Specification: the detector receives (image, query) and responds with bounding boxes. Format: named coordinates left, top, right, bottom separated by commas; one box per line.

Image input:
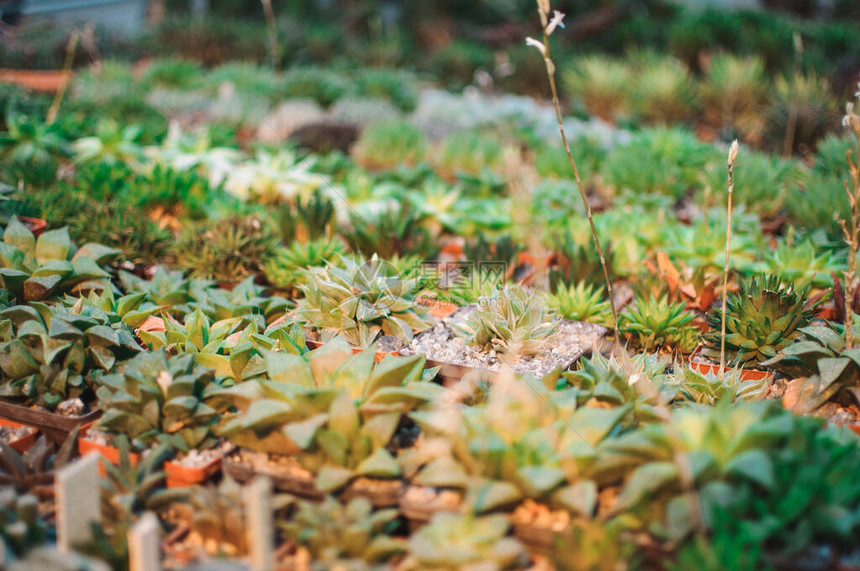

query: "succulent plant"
left=549, top=229, right=615, bottom=291
left=665, top=364, right=770, bottom=406
left=699, top=54, right=768, bottom=138
left=71, top=120, right=145, bottom=168
left=353, top=119, right=427, bottom=170
left=405, top=369, right=623, bottom=514
left=0, top=489, right=46, bottom=559
left=763, top=74, right=838, bottom=154
left=403, top=512, right=529, bottom=570
left=662, top=213, right=762, bottom=275
left=272, top=190, right=335, bottom=244
left=353, top=68, right=417, bottom=113
left=280, top=496, right=405, bottom=567
left=434, top=130, right=504, bottom=177
left=341, top=199, right=440, bottom=261
left=703, top=274, right=816, bottom=367
left=118, top=266, right=204, bottom=318
left=296, top=255, right=434, bottom=347
left=216, top=338, right=440, bottom=492
left=562, top=352, right=671, bottom=426
left=0, top=431, right=76, bottom=501
left=0, top=220, right=119, bottom=303
left=138, top=307, right=305, bottom=382
left=172, top=215, right=277, bottom=284
left=263, top=237, right=345, bottom=291
left=282, top=67, right=349, bottom=108
left=620, top=295, right=699, bottom=354
left=187, top=277, right=290, bottom=324
left=0, top=299, right=141, bottom=410
left=126, top=164, right=214, bottom=224
left=563, top=55, right=632, bottom=122
left=170, top=477, right=289, bottom=559
left=762, top=323, right=860, bottom=413
left=453, top=284, right=561, bottom=356
left=544, top=282, right=612, bottom=327
left=223, top=149, right=325, bottom=204
left=602, top=127, right=714, bottom=200
left=0, top=113, right=67, bottom=185
left=94, top=350, right=223, bottom=452
left=764, top=237, right=844, bottom=290
left=87, top=441, right=188, bottom=570
left=630, top=55, right=697, bottom=125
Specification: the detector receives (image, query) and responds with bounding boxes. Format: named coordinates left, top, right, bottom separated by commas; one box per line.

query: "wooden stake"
left=55, top=453, right=101, bottom=553
left=244, top=476, right=274, bottom=571
left=128, top=512, right=161, bottom=571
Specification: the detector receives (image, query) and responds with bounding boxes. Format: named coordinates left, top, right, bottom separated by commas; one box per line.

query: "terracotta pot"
left=0, top=418, right=39, bottom=453
left=77, top=424, right=139, bottom=477
left=17, top=216, right=47, bottom=238
left=440, top=238, right=464, bottom=259
left=0, top=400, right=100, bottom=445
left=688, top=347, right=774, bottom=382
left=0, top=69, right=69, bottom=93
left=815, top=302, right=837, bottom=322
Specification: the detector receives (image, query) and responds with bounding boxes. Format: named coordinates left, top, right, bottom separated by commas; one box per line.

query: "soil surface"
left=0, top=424, right=36, bottom=443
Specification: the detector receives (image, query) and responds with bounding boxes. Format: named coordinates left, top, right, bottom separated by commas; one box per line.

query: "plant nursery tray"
left=0, top=400, right=100, bottom=444
left=0, top=417, right=39, bottom=453
left=222, top=448, right=401, bottom=507
left=0, top=69, right=68, bottom=93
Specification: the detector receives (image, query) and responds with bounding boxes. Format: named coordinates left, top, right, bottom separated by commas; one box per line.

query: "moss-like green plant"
left=563, top=55, right=632, bottom=121
left=703, top=274, right=815, bottom=367
left=763, top=74, right=839, bottom=154
left=700, top=54, right=768, bottom=137
left=453, top=284, right=561, bottom=356
left=435, top=130, right=504, bottom=176
left=172, top=215, right=276, bottom=283
left=353, top=119, right=427, bottom=170
left=630, top=56, right=697, bottom=124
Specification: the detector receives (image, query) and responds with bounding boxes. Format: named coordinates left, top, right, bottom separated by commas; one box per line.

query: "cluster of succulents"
left=544, top=282, right=612, bottom=327
left=296, top=255, right=434, bottom=347
left=703, top=274, right=816, bottom=367
left=215, top=338, right=441, bottom=492
left=620, top=295, right=699, bottom=354
left=453, top=284, right=561, bottom=356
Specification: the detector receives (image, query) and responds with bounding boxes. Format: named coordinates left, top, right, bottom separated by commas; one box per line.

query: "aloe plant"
left=94, top=350, right=224, bottom=452
left=764, top=237, right=844, bottom=290
left=620, top=295, right=699, bottom=354
left=762, top=323, right=860, bottom=414
left=703, top=274, right=815, bottom=367
left=453, top=284, right=561, bottom=356
left=0, top=220, right=119, bottom=303
left=138, top=308, right=306, bottom=382
left=0, top=489, right=46, bottom=559
left=589, top=401, right=796, bottom=541
left=280, top=496, right=405, bottom=566
left=544, top=282, right=612, bottom=327
left=296, top=255, right=434, bottom=347
left=0, top=300, right=141, bottom=410
left=665, top=364, right=770, bottom=405
left=215, top=338, right=441, bottom=493
left=404, top=370, right=624, bottom=514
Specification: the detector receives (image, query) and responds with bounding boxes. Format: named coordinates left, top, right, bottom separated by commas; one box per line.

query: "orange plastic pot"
left=78, top=423, right=222, bottom=487
left=518, top=251, right=556, bottom=268
left=0, top=418, right=38, bottom=453
left=0, top=69, right=68, bottom=93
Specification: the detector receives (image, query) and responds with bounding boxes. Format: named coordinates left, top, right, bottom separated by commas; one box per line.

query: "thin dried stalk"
left=47, top=31, right=79, bottom=126
left=720, top=141, right=739, bottom=374
left=527, top=6, right=619, bottom=341
left=839, top=97, right=860, bottom=347
left=260, top=0, right=280, bottom=71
